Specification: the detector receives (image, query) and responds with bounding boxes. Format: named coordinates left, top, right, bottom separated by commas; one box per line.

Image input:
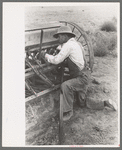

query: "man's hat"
left=53, top=26, right=76, bottom=38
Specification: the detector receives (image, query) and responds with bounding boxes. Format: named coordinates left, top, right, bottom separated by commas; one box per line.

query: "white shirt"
left=45, top=38, right=85, bottom=70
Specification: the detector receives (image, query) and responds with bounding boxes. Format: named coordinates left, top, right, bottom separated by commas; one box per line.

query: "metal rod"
left=25, top=64, right=46, bottom=73
left=25, top=25, right=60, bottom=32
left=38, top=30, right=48, bottom=63
left=25, top=80, right=37, bottom=96
left=25, top=84, right=60, bottom=103
left=25, top=64, right=57, bottom=79
left=25, top=58, right=54, bottom=86
left=39, top=29, right=43, bottom=60
left=59, top=67, right=64, bottom=145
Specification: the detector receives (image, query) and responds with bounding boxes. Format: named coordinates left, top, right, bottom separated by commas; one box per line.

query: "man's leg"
left=61, top=76, right=88, bottom=121
left=61, top=80, right=75, bottom=113
left=86, top=97, right=117, bottom=111
left=76, top=91, right=86, bottom=107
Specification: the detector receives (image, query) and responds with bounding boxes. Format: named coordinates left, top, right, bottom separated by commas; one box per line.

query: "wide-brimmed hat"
left=53, top=26, right=76, bottom=38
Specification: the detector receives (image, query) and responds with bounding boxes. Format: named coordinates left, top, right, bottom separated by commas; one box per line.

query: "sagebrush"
left=93, top=39, right=108, bottom=57
left=100, top=21, right=116, bottom=32
left=90, top=30, right=117, bottom=57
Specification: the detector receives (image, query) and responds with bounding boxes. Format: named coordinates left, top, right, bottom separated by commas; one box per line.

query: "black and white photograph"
left=3, top=2, right=120, bottom=147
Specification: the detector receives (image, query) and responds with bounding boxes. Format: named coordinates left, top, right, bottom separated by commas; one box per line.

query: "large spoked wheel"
left=59, top=21, right=94, bottom=72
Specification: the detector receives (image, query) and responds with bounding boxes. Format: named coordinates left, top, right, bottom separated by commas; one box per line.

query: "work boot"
left=63, top=110, right=73, bottom=121
left=104, top=99, right=117, bottom=111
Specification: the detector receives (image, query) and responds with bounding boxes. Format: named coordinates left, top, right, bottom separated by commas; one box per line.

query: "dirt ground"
left=25, top=4, right=119, bottom=146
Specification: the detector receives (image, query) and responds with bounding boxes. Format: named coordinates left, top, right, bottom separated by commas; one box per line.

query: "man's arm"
left=45, top=45, right=70, bottom=65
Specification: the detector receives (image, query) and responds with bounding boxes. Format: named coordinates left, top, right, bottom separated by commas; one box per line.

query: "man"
left=41, top=26, right=117, bottom=121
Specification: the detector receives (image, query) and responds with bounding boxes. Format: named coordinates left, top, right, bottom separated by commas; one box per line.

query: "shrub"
left=100, top=21, right=116, bottom=32
left=107, top=33, right=117, bottom=50
left=91, top=30, right=117, bottom=57
left=93, top=40, right=108, bottom=57
left=92, top=31, right=108, bottom=57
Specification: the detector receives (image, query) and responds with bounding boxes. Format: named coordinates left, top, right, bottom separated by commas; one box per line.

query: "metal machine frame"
left=25, top=21, right=94, bottom=103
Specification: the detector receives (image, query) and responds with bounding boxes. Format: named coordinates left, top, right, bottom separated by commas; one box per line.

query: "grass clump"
left=91, top=32, right=108, bottom=57
left=107, top=33, right=117, bottom=50
left=93, top=39, right=108, bottom=57
left=90, top=29, right=117, bottom=57
left=100, top=21, right=116, bottom=32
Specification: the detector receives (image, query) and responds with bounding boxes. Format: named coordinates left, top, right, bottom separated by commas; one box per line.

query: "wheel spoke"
left=83, top=43, right=87, bottom=47
left=77, top=34, right=82, bottom=41
left=72, top=26, right=75, bottom=32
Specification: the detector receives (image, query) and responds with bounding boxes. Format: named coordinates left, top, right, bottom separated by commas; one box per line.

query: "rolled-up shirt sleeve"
left=45, top=44, right=70, bottom=64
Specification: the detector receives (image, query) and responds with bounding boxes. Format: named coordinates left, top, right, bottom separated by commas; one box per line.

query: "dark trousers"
left=61, top=72, right=104, bottom=112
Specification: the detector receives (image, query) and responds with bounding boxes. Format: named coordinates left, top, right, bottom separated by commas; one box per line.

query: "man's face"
left=58, top=34, right=67, bottom=44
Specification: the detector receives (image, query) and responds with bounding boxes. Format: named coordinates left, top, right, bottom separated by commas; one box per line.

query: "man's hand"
left=40, top=50, right=47, bottom=58
left=40, top=50, right=50, bottom=65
